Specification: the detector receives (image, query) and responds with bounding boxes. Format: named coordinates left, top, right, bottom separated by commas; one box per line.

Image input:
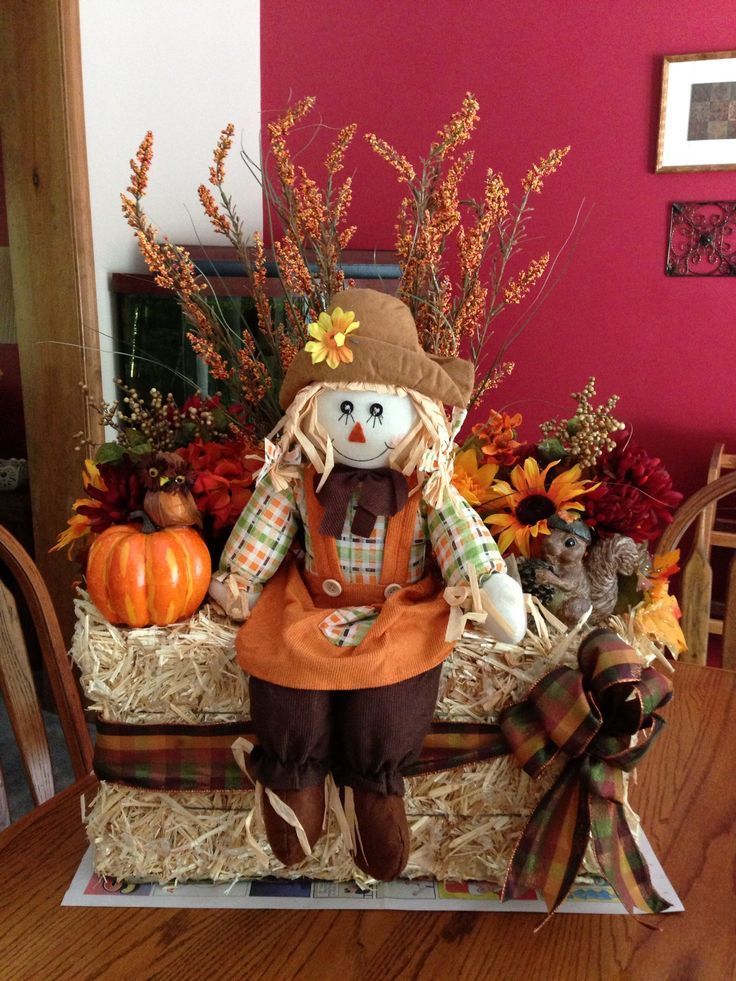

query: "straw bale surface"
left=72, top=594, right=649, bottom=885
left=71, top=593, right=594, bottom=725
left=87, top=777, right=604, bottom=886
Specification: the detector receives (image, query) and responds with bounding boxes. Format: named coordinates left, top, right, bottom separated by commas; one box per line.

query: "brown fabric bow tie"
left=315, top=465, right=409, bottom=538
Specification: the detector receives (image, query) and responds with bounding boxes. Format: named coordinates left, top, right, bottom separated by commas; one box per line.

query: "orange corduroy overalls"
left=236, top=468, right=455, bottom=795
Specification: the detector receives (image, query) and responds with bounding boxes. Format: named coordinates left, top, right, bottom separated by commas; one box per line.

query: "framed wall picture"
left=666, top=202, right=736, bottom=276
left=657, top=51, right=736, bottom=172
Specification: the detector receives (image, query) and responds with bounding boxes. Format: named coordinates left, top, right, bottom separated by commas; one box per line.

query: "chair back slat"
left=679, top=549, right=713, bottom=664
left=659, top=470, right=736, bottom=667
left=0, top=525, right=92, bottom=789
left=696, top=443, right=724, bottom=556
left=0, top=580, right=55, bottom=806
left=723, top=557, right=736, bottom=670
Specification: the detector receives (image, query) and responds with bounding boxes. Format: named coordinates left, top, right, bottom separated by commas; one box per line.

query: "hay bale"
left=71, top=594, right=247, bottom=723
left=71, top=593, right=591, bottom=726
left=86, top=775, right=605, bottom=886
left=72, top=593, right=650, bottom=885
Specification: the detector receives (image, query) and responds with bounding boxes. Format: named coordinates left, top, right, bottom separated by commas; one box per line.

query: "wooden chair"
left=0, top=524, right=92, bottom=829
left=659, top=469, right=736, bottom=667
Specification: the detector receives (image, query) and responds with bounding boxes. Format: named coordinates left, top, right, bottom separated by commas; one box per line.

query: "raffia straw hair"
left=263, top=382, right=456, bottom=508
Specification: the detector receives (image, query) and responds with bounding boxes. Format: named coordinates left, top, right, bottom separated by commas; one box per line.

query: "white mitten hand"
left=479, top=573, right=526, bottom=644
left=208, top=576, right=258, bottom=622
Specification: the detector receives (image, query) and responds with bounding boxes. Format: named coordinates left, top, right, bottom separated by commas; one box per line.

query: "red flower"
left=177, top=439, right=262, bottom=533
left=77, top=458, right=145, bottom=532
left=585, top=431, right=682, bottom=543
left=181, top=393, right=222, bottom=415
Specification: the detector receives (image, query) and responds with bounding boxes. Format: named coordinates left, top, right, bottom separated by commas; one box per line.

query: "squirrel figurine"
left=520, top=515, right=641, bottom=626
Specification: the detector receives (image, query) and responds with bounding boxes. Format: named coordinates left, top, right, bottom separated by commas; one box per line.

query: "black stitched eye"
left=339, top=400, right=354, bottom=424
left=368, top=403, right=383, bottom=427
left=564, top=537, right=577, bottom=548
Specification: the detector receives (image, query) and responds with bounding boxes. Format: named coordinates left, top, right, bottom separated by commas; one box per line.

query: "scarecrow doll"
left=210, top=288, right=525, bottom=880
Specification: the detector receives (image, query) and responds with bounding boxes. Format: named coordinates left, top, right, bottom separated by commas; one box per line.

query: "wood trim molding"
left=0, top=0, right=104, bottom=640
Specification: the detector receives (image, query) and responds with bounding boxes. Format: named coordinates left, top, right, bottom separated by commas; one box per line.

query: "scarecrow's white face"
left=316, top=388, right=418, bottom=469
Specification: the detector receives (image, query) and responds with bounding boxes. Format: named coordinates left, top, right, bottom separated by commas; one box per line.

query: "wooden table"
left=1, top=663, right=735, bottom=981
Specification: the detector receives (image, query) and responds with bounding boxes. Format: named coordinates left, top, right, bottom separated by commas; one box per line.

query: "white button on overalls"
left=322, top=578, right=343, bottom=597
left=384, top=583, right=402, bottom=599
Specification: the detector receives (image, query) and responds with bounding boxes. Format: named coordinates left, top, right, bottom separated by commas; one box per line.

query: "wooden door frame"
left=0, top=0, right=103, bottom=641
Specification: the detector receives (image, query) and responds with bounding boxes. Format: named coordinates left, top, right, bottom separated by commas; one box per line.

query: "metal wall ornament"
left=666, top=202, right=736, bottom=277
left=657, top=51, right=736, bottom=173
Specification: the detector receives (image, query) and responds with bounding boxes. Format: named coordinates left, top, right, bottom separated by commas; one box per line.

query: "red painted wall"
left=261, top=0, right=736, bottom=498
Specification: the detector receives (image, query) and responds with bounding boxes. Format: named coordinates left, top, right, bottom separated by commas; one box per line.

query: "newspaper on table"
left=63, top=834, right=683, bottom=914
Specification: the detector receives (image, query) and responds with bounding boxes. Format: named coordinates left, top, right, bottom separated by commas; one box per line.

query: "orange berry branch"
left=121, top=96, right=571, bottom=437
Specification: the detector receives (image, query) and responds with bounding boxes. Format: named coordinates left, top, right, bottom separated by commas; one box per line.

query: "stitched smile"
left=337, top=442, right=391, bottom=463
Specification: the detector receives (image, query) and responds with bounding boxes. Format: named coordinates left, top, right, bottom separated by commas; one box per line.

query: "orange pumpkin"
left=86, top=522, right=211, bottom=627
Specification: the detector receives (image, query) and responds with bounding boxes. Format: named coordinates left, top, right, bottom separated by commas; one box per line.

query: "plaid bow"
left=499, top=627, right=673, bottom=917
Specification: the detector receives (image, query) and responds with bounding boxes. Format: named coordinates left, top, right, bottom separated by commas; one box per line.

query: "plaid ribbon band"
left=94, top=722, right=257, bottom=791
left=499, top=627, right=673, bottom=918
left=93, top=719, right=509, bottom=791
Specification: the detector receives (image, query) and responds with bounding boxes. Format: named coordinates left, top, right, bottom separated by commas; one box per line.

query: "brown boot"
left=352, top=790, right=410, bottom=881
left=262, top=785, right=325, bottom=867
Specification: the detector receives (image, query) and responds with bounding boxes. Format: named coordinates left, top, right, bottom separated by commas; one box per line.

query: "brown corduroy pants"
left=248, top=664, right=442, bottom=797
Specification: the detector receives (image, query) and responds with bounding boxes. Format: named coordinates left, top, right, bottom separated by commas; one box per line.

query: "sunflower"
left=304, top=307, right=359, bottom=369
left=451, top=448, right=498, bottom=507
left=484, top=457, right=597, bottom=557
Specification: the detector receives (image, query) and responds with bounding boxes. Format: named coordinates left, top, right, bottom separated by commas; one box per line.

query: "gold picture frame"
left=657, top=50, right=736, bottom=172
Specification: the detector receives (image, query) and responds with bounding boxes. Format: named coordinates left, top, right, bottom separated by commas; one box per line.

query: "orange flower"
left=635, top=550, right=687, bottom=655
left=304, top=308, right=359, bottom=369
left=451, top=449, right=498, bottom=507
left=51, top=460, right=108, bottom=554
left=473, top=410, right=523, bottom=466
left=485, top=458, right=597, bottom=557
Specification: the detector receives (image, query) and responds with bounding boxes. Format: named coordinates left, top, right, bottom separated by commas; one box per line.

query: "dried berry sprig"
left=80, top=381, right=231, bottom=454
left=540, top=376, right=626, bottom=470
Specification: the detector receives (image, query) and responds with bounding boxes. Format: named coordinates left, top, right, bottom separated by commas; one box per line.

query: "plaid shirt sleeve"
left=426, top=484, right=506, bottom=587
left=218, top=473, right=299, bottom=588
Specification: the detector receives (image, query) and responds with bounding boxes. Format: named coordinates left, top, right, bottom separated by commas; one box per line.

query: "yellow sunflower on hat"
left=484, top=457, right=597, bottom=557
left=304, top=307, right=359, bottom=369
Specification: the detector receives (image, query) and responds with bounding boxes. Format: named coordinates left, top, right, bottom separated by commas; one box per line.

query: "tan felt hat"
left=279, top=288, right=474, bottom=409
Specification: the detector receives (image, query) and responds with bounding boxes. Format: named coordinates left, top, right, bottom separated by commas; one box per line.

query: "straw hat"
left=279, top=288, right=474, bottom=409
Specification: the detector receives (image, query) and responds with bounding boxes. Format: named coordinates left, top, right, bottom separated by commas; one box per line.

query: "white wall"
left=79, top=0, right=262, bottom=402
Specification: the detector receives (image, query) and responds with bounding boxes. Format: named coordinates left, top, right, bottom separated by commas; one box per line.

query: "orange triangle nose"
left=348, top=422, right=367, bottom=443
